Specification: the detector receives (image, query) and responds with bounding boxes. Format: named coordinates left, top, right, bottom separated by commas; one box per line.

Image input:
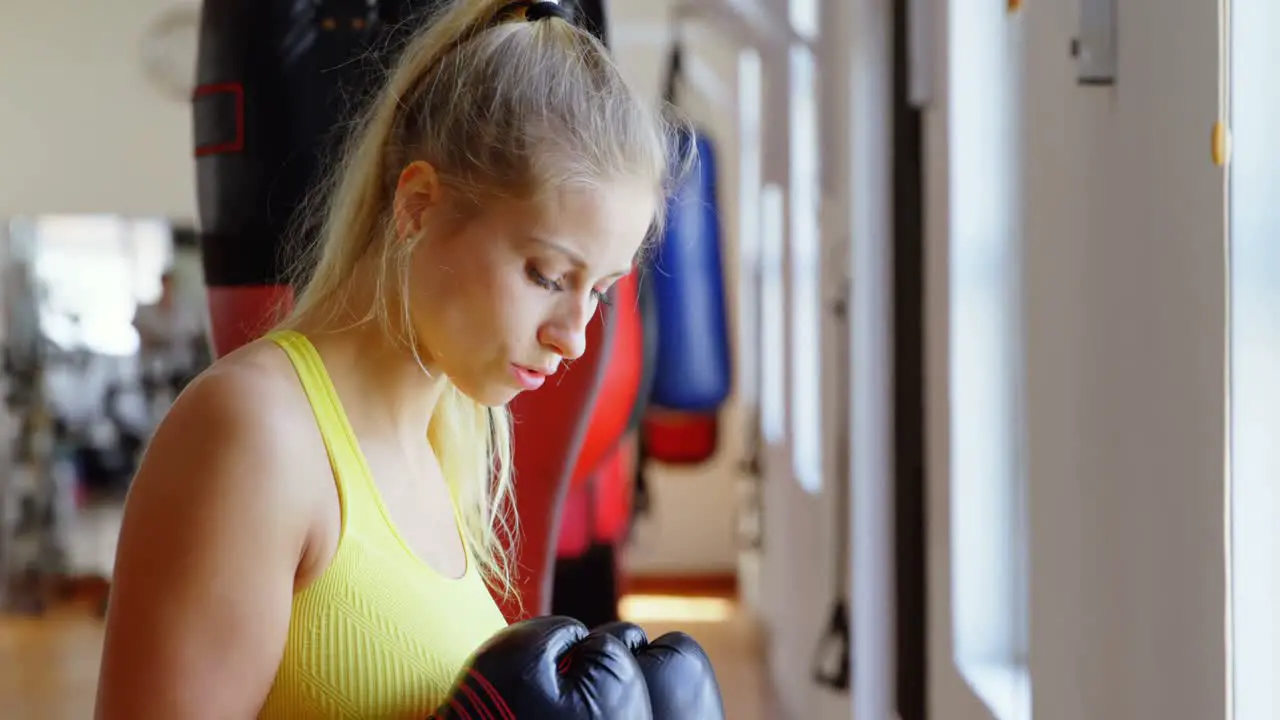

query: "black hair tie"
left=525, top=2, right=570, bottom=21
left=492, top=1, right=570, bottom=27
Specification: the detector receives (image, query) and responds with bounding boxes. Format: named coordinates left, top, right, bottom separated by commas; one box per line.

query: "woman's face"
left=403, top=176, right=655, bottom=407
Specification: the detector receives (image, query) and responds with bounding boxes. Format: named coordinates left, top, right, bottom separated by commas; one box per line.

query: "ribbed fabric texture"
left=258, top=330, right=507, bottom=719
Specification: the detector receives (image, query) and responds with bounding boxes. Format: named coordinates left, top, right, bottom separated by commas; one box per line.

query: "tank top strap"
left=266, top=329, right=481, bottom=579
left=265, top=329, right=378, bottom=528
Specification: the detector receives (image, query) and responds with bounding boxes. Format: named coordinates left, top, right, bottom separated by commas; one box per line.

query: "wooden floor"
left=0, top=607, right=104, bottom=719
left=0, top=597, right=779, bottom=719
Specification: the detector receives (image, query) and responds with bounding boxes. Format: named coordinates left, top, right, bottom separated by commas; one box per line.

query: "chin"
left=481, top=390, right=521, bottom=408
left=450, top=376, right=520, bottom=408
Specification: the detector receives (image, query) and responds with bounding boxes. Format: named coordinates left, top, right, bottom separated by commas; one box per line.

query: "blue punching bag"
left=648, top=125, right=732, bottom=412
left=640, top=40, right=731, bottom=466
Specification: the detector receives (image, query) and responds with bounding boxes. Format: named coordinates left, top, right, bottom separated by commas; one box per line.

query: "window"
left=788, top=43, right=822, bottom=494
left=788, top=0, right=819, bottom=40
left=760, top=183, right=787, bottom=444
left=737, top=48, right=764, bottom=414
left=1228, top=0, right=1280, bottom=716
left=24, top=215, right=173, bottom=357
left=949, top=1, right=1030, bottom=717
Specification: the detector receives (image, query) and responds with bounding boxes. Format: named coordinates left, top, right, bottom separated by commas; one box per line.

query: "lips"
left=511, top=364, right=550, bottom=391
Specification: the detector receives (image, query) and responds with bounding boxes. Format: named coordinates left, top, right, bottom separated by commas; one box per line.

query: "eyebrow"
left=532, top=237, right=632, bottom=280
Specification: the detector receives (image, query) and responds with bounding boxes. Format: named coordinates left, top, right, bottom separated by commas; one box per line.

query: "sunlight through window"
left=1228, top=0, right=1280, bottom=715
left=788, top=43, right=822, bottom=495
left=760, top=184, right=788, bottom=445
left=949, top=1, right=1029, bottom=717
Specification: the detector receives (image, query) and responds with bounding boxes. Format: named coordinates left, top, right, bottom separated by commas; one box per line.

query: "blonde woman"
left=95, top=1, right=682, bottom=717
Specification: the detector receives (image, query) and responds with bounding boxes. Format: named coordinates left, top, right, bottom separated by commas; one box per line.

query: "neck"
left=291, top=275, right=446, bottom=446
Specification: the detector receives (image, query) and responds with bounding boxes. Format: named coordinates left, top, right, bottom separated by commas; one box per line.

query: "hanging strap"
left=812, top=280, right=853, bottom=692
left=633, top=17, right=685, bottom=528
left=662, top=25, right=684, bottom=107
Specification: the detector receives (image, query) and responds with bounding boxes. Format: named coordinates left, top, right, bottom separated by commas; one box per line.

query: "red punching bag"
left=495, top=0, right=620, bottom=621
left=503, top=297, right=614, bottom=621
left=556, top=271, right=644, bottom=559
left=570, top=272, right=644, bottom=498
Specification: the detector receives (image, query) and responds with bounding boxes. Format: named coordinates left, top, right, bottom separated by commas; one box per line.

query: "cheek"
left=411, top=246, right=541, bottom=355
left=483, top=263, right=548, bottom=341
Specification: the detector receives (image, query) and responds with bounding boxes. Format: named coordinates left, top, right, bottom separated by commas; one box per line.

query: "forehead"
left=533, top=182, right=656, bottom=272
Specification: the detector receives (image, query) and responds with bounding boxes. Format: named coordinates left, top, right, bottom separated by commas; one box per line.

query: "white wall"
left=0, top=0, right=197, bottom=220
left=742, top=0, right=856, bottom=716
left=927, top=0, right=1228, bottom=718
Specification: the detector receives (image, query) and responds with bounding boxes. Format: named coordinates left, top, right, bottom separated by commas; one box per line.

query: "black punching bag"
left=193, top=1, right=435, bottom=357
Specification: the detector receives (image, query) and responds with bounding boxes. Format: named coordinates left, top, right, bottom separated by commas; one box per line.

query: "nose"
left=538, top=297, right=592, bottom=361
left=538, top=322, right=587, bottom=361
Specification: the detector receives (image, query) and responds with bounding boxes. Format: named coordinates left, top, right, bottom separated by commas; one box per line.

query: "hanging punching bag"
left=555, top=270, right=644, bottom=559
left=194, top=0, right=423, bottom=357
left=648, top=130, right=731, bottom=412
left=498, top=0, right=618, bottom=622
left=643, top=41, right=732, bottom=464
left=568, top=270, right=644, bottom=502
left=549, top=242, right=648, bottom=629
left=504, top=267, right=613, bottom=622
left=548, top=272, right=643, bottom=628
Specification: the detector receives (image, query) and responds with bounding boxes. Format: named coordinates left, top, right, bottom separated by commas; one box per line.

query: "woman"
left=94, top=1, right=680, bottom=717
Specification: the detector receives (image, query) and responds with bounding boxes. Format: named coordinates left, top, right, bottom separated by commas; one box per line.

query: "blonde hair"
left=273, top=0, right=683, bottom=603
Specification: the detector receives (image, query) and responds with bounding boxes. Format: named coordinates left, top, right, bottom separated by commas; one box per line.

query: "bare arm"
left=95, top=368, right=314, bottom=719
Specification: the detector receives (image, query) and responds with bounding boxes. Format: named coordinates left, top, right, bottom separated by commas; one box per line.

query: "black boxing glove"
left=428, top=616, right=652, bottom=720
left=596, top=622, right=726, bottom=720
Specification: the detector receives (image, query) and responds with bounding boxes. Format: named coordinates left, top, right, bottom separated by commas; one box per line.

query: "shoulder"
left=97, top=339, right=331, bottom=718
left=160, top=339, right=311, bottom=450
left=175, top=337, right=310, bottom=417
left=128, top=338, right=327, bottom=534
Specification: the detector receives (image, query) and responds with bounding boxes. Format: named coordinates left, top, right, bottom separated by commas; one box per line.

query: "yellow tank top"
left=259, top=330, right=508, bottom=719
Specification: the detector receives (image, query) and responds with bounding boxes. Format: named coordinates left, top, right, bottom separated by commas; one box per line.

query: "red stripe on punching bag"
left=205, top=285, right=294, bottom=359
left=642, top=409, right=718, bottom=465
left=192, top=82, right=245, bottom=157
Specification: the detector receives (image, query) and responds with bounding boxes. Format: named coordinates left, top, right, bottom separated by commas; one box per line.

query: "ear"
left=393, top=160, right=443, bottom=241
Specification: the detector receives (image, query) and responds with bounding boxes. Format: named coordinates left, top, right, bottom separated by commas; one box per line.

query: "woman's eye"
left=527, top=261, right=612, bottom=306
left=526, top=263, right=561, bottom=291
